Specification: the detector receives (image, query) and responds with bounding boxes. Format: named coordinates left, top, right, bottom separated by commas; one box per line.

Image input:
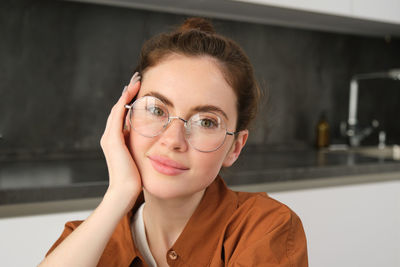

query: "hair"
left=134, top=17, right=260, bottom=132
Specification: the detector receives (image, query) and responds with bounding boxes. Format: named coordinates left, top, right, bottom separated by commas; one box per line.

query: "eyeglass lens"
left=128, top=96, right=229, bottom=152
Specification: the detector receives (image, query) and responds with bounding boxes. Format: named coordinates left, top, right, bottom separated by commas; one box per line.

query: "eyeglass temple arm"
left=226, top=130, right=238, bottom=136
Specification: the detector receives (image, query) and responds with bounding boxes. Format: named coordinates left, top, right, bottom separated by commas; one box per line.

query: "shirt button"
left=168, top=250, right=178, bottom=260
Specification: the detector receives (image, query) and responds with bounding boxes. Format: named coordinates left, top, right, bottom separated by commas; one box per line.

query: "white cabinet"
left=232, top=0, right=352, bottom=17
left=231, top=177, right=400, bottom=267
left=0, top=209, right=92, bottom=266
left=269, top=181, right=400, bottom=267
left=353, top=0, right=400, bottom=24
left=234, top=0, right=400, bottom=23
left=229, top=0, right=400, bottom=36
left=69, top=0, right=400, bottom=37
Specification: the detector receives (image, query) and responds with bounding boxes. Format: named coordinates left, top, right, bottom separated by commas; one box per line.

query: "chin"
left=141, top=170, right=213, bottom=200
left=142, top=177, right=195, bottom=199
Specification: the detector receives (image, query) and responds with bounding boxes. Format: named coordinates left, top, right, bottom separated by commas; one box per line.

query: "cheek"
left=193, top=148, right=228, bottom=179
left=128, top=129, right=230, bottom=182
left=129, top=132, right=151, bottom=164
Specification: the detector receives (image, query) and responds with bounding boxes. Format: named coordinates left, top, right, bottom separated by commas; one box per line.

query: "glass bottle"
left=316, top=112, right=330, bottom=148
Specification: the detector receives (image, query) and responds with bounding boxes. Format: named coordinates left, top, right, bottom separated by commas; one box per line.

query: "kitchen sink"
left=323, top=145, right=400, bottom=161
left=354, top=145, right=400, bottom=159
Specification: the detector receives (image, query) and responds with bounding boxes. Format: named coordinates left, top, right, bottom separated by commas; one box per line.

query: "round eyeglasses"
left=125, top=96, right=237, bottom=152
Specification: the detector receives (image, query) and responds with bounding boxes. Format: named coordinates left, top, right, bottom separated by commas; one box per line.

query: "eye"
left=148, top=106, right=165, bottom=117
left=200, top=118, right=217, bottom=128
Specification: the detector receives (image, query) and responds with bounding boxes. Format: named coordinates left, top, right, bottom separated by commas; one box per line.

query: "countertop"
left=1, top=145, right=400, bottom=208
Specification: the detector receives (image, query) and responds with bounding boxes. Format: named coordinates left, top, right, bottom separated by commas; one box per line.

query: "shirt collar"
left=169, top=176, right=238, bottom=265
left=122, top=175, right=238, bottom=266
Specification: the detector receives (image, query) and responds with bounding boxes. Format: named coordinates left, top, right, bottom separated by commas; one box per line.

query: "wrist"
left=103, top=187, right=140, bottom=214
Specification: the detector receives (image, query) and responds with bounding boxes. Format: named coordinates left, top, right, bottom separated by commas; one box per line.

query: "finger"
left=123, top=76, right=141, bottom=104
left=103, top=72, right=141, bottom=138
left=118, top=72, right=141, bottom=106
left=111, top=80, right=141, bottom=134
left=118, top=79, right=141, bottom=122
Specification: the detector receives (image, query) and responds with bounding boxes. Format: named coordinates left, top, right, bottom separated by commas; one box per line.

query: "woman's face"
left=128, top=54, right=248, bottom=199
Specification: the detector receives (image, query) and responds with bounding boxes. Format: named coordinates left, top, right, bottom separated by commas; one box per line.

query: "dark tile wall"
left=1, top=0, right=400, bottom=156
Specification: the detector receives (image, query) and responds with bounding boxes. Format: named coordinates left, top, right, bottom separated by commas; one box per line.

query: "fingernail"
left=130, top=72, right=139, bottom=83
left=122, top=85, right=127, bottom=95
left=131, top=75, right=141, bottom=85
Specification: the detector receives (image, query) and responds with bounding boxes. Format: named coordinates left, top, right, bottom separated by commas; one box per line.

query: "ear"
left=124, top=111, right=131, bottom=131
left=222, top=130, right=249, bottom=167
left=124, top=112, right=133, bottom=154
left=123, top=111, right=131, bottom=144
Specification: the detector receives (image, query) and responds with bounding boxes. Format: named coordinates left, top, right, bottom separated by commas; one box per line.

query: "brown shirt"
left=47, top=176, right=308, bottom=266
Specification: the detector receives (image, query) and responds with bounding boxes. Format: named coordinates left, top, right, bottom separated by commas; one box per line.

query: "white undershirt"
left=132, top=203, right=157, bottom=267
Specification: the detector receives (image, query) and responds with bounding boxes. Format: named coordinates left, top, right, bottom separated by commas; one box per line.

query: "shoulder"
left=222, top=191, right=308, bottom=266
left=233, top=190, right=298, bottom=227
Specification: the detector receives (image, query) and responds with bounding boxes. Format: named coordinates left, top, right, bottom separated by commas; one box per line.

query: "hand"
left=100, top=72, right=142, bottom=208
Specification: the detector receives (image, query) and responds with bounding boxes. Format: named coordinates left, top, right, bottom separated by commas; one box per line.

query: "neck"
left=142, top=189, right=205, bottom=249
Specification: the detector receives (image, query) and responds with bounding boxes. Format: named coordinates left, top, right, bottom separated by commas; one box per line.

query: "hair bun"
left=178, top=17, right=216, bottom=34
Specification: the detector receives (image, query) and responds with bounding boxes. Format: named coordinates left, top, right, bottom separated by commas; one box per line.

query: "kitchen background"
left=2, top=1, right=400, bottom=267
left=1, top=0, right=400, bottom=158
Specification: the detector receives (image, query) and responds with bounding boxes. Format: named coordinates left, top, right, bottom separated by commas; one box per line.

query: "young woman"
left=40, top=18, right=308, bottom=267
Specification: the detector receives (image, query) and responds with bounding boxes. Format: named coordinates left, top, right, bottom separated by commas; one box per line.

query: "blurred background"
left=1, top=0, right=400, bottom=156
left=1, top=0, right=400, bottom=266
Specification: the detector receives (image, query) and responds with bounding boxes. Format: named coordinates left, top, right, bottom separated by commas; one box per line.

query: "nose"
left=158, top=117, right=189, bottom=152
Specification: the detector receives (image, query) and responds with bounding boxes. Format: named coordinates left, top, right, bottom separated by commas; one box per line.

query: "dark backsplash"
left=1, top=0, right=400, bottom=156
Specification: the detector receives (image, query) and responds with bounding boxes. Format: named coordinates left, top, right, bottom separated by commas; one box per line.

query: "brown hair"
left=134, top=17, right=260, bottom=132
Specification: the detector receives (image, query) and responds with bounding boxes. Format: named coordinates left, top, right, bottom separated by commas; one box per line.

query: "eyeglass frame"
left=124, top=96, right=239, bottom=152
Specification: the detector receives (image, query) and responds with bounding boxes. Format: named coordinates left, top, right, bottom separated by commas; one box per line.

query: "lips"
left=148, top=155, right=189, bottom=175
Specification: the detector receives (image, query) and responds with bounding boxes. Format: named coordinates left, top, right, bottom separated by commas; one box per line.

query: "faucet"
left=343, top=68, right=400, bottom=147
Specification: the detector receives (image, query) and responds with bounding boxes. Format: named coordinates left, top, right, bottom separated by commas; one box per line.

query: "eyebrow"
left=143, top=91, right=229, bottom=121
